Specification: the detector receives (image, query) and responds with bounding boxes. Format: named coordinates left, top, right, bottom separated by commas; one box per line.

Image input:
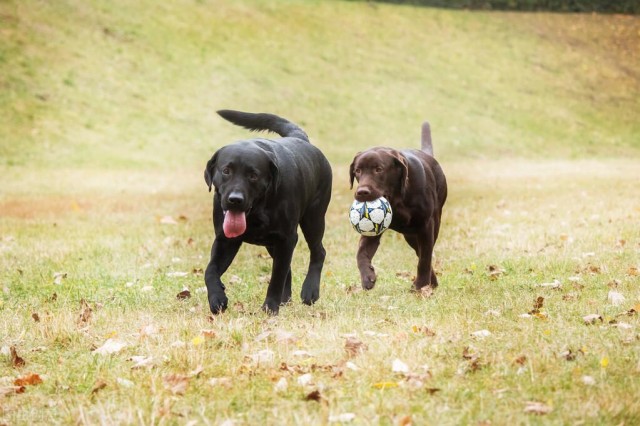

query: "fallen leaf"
left=627, top=266, right=639, bottom=276
left=583, top=314, right=603, bottom=325
left=163, top=374, right=189, bottom=395
left=31, top=313, right=40, bottom=322
left=78, top=299, right=92, bottom=324
left=91, top=380, right=107, bottom=395
left=426, top=388, right=441, bottom=395
left=93, top=339, right=127, bottom=355
left=297, top=373, right=313, bottom=386
left=372, top=381, right=398, bottom=389
left=524, top=401, right=552, bottom=415
left=529, top=296, right=545, bottom=314
left=304, top=389, right=324, bottom=403
left=329, top=413, right=356, bottom=423
left=0, top=385, right=26, bottom=396
left=537, top=279, right=561, bottom=289
left=607, top=291, right=625, bottom=306
left=395, top=415, right=412, bottom=426
left=392, top=358, right=410, bottom=374
left=274, top=377, right=288, bottom=393
left=514, top=355, right=527, bottom=366
left=344, top=336, right=367, bottom=358
left=471, top=329, right=491, bottom=338
left=208, top=377, right=232, bottom=388
left=10, top=346, right=25, bottom=368
left=176, top=288, right=191, bottom=300
left=201, top=329, right=216, bottom=339
left=128, top=355, right=154, bottom=369
left=412, top=325, right=437, bottom=336
left=159, top=216, right=178, bottom=225
left=53, top=272, right=67, bottom=285
left=116, top=378, right=134, bottom=388
left=249, top=349, right=275, bottom=365
left=582, top=375, right=596, bottom=386
left=14, top=373, right=43, bottom=386
left=487, top=265, right=505, bottom=280
left=166, top=271, right=188, bottom=278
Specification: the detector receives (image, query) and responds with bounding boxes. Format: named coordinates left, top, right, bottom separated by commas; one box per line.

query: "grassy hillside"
left=1, top=0, right=639, bottom=170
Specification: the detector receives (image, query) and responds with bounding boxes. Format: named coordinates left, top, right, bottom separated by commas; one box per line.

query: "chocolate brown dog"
left=349, top=122, right=447, bottom=292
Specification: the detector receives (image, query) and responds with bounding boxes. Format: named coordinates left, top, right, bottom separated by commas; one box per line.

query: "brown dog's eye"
left=375, top=166, right=383, bottom=173
left=354, top=168, right=361, bottom=175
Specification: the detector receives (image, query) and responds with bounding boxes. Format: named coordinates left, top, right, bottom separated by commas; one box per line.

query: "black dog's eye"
left=249, top=172, right=258, bottom=182
left=222, top=167, right=231, bottom=175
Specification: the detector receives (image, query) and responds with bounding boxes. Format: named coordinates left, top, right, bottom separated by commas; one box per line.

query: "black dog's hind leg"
left=205, top=238, right=242, bottom=314
left=299, top=208, right=327, bottom=306
left=267, top=246, right=292, bottom=306
left=262, top=236, right=297, bottom=315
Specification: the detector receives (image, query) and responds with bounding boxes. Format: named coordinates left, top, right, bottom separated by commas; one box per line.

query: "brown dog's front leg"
left=357, top=235, right=382, bottom=290
left=413, top=220, right=436, bottom=290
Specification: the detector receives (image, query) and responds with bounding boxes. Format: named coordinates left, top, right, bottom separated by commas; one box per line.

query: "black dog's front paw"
left=361, top=265, right=377, bottom=290
left=261, top=298, right=280, bottom=316
left=300, top=285, right=319, bottom=306
left=209, top=293, right=229, bottom=315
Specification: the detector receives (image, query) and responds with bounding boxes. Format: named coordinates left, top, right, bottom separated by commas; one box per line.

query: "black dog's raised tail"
left=421, top=121, right=434, bottom=156
left=217, top=110, right=309, bottom=142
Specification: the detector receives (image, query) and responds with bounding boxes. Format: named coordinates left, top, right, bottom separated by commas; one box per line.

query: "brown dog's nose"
left=356, top=187, right=371, bottom=198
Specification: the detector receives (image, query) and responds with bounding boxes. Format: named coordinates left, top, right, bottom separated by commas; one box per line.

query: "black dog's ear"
left=389, top=151, right=409, bottom=197
left=348, top=153, right=360, bottom=189
left=204, top=152, right=218, bottom=192
left=268, top=152, right=280, bottom=193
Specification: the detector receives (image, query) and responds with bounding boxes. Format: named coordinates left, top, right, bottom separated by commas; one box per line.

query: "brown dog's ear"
left=348, top=153, right=360, bottom=189
left=204, top=152, right=219, bottom=192
left=389, top=151, right=409, bottom=197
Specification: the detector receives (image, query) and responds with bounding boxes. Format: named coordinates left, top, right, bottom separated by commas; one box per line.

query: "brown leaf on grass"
left=628, top=267, right=639, bottom=276
left=487, top=265, right=505, bottom=280
left=176, top=289, right=191, bottom=300
left=233, top=301, right=246, bottom=313
left=91, top=380, right=107, bottom=395
left=462, top=347, right=476, bottom=360
left=201, top=329, right=216, bottom=339
left=514, top=355, right=527, bottom=366
left=412, top=325, right=436, bottom=337
left=10, top=346, right=25, bottom=368
left=529, top=297, right=545, bottom=314
left=344, top=337, right=367, bottom=358
left=426, top=388, right=441, bottom=395
left=524, top=401, right=552, bottom=415
left=14, top=373, right=43, bottom=386
left=304, top=389, right=325, bottom=403
left=48, top=292, right=58, bottom=302
left=31, top=313, right=40, bottom=322
left=163, top=374, right=189, bottom=395
left=396, top=415, right=412, bottom=426
left=78, top=299, right=92, bottom=324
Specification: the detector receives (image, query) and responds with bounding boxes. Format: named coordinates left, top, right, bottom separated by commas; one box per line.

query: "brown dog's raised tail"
left=421, top=121, right=433, bottom=156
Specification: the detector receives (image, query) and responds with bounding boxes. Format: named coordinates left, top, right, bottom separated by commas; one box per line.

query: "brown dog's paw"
left=361, top=266, right=377, bottom=290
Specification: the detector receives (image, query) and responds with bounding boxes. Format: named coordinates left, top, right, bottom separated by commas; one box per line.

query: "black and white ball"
left=349, top=197, right=393, bottom=236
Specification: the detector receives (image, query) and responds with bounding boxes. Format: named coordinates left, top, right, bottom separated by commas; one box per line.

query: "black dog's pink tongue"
left=223, top=211, right=246, bottom=238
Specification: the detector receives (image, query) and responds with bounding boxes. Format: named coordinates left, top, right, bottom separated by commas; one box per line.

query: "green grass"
left=1, top=0, right=640, bottom=424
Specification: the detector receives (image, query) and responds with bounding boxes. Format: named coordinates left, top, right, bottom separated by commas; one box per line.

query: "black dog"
left=349, top=122, right=447, bottom=294
left=204, top=110, right=332, bottom=315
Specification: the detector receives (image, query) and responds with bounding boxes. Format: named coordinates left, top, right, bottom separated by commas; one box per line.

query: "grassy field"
left=1, top=0, right=640, bottom=424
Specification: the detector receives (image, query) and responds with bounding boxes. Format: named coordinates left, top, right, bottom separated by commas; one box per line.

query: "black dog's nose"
left=227, top=192, right=244, bottom=205
left=356, top=187, right=371, bottom=197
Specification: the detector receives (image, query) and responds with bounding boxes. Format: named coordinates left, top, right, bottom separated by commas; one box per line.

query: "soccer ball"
left=349, top=197, right=393, bottom=236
